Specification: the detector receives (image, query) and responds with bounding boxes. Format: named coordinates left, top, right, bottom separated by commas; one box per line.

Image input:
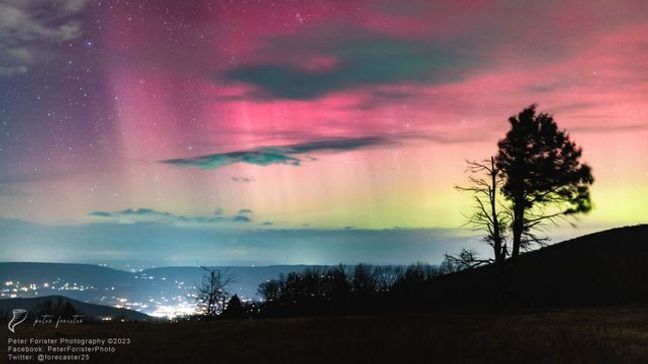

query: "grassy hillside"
left=2, top=308, right=648, bottom=363
left=427, top=224, right=648, bottom=309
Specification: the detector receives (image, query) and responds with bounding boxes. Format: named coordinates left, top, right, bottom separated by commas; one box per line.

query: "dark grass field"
left=4, top=307, right=648, bottom=363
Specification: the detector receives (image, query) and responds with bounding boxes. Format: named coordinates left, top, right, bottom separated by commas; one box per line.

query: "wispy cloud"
left=0, top=0, right=89, bottom=77
left=160, top=136, right=394, bottom=170
left=231, top=176, right=255, bottom=183
left=88, top=208, right=254, bottom=226
left=567, top=123, right=648, bottom=134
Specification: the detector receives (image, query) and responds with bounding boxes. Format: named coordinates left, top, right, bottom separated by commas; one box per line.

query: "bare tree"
left=442, top=248, right=492, bottom=272
left=372, top=266, right=403, bottom=293
left=195, top=267, right=235, bottom=317
left=455, top=157, right=509, bottom=266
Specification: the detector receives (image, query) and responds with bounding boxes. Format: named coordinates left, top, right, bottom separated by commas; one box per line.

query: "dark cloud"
left=223, top=1, right=648, bottom=102
left=89, top=208, right=253, bottom=225
left=232, top=215, right=252, bottom=223
left=87, top=211, right=111, bottom=217
left=161, top=132, right=492, bottom=170
left=224, top=27, right=478, bottom=100
left=161, top=136, right=394, bottom=169
left=161, top=148, right=300, bottom=169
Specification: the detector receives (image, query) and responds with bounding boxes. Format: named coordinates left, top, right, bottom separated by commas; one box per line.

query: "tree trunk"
left=511, top=199, right=525, bottom=259
left=489, top=157, right=503, bottom=265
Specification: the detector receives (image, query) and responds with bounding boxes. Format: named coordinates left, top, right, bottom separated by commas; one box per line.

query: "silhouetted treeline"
left=243, top=263, right=459, bottom=318
left=34, top=297, right=80, bottom=317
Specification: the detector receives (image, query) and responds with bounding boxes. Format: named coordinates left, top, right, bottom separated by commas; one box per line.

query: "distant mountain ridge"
left=0, top=262, right=314, bottom=295
left=0, top=295, right=151, bottom=321
left=0, top=262, right=133, bottom=286
left=0, top=262, right=319, bottom=315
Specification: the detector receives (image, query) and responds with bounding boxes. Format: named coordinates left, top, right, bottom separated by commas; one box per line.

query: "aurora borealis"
left=0, top=0, right=647, bottom=265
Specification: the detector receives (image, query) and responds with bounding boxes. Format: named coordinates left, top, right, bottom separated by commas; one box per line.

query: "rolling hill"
left=426, top=224, right=648, bottom=309
left=0, top=295, right=151, bottom=321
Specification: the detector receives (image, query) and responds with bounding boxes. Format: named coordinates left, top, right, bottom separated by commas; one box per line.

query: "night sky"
left=1, top=0, right=647, bottom=266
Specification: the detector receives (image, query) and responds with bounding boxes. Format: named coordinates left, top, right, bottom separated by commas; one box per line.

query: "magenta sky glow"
left=0, top=0, right=646, bottom=265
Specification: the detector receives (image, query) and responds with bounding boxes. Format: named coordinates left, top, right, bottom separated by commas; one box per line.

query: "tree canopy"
left=496, top=104, right=594, bottom=256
